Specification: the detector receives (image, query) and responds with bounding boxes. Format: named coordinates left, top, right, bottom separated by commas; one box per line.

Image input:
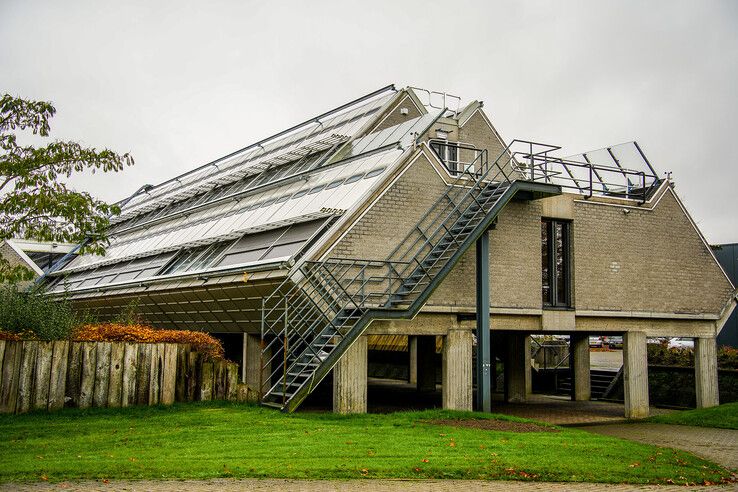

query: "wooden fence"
left=0, top=340, right=246, bottom=414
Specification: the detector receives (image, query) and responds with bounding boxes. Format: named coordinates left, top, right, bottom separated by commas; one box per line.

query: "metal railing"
left=258, top=137, right=661, bottom=410
left=505, top=140, right=660, bottom=203
left=259, top=137, right=525, bottom=409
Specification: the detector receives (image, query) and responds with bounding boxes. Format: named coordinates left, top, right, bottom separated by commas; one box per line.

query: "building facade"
left=45, top=85, right=737, bottom=417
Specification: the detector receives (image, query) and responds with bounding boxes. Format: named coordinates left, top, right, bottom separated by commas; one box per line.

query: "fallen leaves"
left=72, top=323, right=225, bottom=360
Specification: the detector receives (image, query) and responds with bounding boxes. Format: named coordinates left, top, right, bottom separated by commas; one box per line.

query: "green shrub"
left=0, top=284, right=88, bottom=340
left=647, top=342, right=738, bottom=370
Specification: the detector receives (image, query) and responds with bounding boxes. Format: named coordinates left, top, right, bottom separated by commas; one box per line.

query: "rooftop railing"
left=507, top=140, right=661, bottom=203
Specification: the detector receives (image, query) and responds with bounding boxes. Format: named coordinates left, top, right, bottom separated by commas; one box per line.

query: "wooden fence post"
left=175, top=344, right=190, bottom=402
left=33, top=342, right=53, bottom=411
left=136, top=344, right=152, bottom=406
left=107, top=342, right=125, bottom=407
left=0, top=342, right=22, bottom=413
left=187, top=351, right=200, bottom=401
left=93, top=342, right=112, bottom=408
left=148, top=344, right=161, bottom=405
left=226, top=362, right=239, bottom=401
left=17, top=341, right=38, bottom=413
left=48, top=341, right=69, bottom=411
left=200, top=361, right=214, bottom=401
left=122, top=343, right=138, bottom=407
left=79, top=342, right=97, bottom=409
left=66, top=343, right=83, bottom=408
left=161, top=344, right=177, bottom=405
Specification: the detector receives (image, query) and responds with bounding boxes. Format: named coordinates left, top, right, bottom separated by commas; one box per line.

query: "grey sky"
left=2, top=0, right=736, bottom=243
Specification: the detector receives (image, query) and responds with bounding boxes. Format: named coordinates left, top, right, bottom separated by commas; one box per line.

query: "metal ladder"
left=260, top=141, right=540, bottom=411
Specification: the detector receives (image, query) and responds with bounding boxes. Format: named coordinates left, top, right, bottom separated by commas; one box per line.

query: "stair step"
left=261, top=401, right=284, bottom=409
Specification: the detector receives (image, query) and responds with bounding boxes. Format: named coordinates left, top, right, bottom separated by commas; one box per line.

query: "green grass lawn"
left=649, top=402, right=738, bottom=430
left=0, top=402, right=732, bottom=485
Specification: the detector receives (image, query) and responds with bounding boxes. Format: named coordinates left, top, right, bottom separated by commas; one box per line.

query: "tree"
left=0, top=93, right=133, bottom=283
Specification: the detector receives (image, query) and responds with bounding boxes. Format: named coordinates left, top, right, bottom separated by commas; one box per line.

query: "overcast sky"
left=2, top=0, right=736, bottom=243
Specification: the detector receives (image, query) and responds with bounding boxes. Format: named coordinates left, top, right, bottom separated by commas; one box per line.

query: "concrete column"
left=242, top=334, right=269, bottom=391
left=505, top=333, right=530, bottom=403
left=525, top=336, right=532, bottom=397
left=333, top=336, right=368, bottom=414
left=442, top=329, right=473, bottom=410
left=416, top=335, right=437, bottom=392
left=695, top=337, right=719, bottom=408
left=623, top=331, right=649, bottom=419
left=408, top=336, right=418, bottom=385
left=570, top=333, right=591, bottom=401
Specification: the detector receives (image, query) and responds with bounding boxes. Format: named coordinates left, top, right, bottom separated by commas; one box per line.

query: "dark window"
left=430, top=141, right=460, bottom=174
left=541, top=219, right=571, bottom=307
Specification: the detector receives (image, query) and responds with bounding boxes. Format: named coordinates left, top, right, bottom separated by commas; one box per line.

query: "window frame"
left=541, top=218, right=572, bottom=308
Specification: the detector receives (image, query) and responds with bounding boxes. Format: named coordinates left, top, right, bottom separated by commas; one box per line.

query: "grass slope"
left=0, top=402, right=731, bottom=484
left=649, top=402, right=738, bottom=429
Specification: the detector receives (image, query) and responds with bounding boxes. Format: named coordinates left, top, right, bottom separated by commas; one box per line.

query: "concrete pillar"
left=525, top=336, right=532, bottom=397
left=623, top=331, right=649, bottom=419
left=571, top=333, right=591, bottom=401
left=242, top=334, right=269, bottom=391
left=505, top=333, right=530, bottom=403
left=416, top=335, right=437, bottom=392
left=333, top=336, right=368, bottom=414
left=442, top=329, right=473, bottom=410
left=408, top=336, right=418, bottom=385
left=695, top=337, right=719, bottom=408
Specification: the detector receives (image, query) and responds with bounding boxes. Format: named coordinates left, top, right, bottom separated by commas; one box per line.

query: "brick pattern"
left=573, top=190, right=734, bottom=314
left=331, top=142, right=732, bottom=319
left=372, top=94, right=423, bottom=132
left=429, top=200, right=543, bottom=309
left=458, top=110, right=516, bottom=176
left=0, top=241, right=37, bottom=288
left=331, top=154, right=448, bottom=260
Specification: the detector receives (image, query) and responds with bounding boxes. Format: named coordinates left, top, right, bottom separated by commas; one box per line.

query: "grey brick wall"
left=372, top=94, right=423, bottom=132
left=572, top=189, right=733, bottom=314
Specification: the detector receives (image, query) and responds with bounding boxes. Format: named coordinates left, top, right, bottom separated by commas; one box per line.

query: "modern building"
left=713, top=243, right=738, bottom=348
left=44, top=85, right=737, bottom=417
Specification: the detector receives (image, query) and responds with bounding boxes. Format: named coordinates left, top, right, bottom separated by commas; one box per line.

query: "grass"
left=0, top=402, right=732, bottom=485
left=649, top=402, right=738, bottom=430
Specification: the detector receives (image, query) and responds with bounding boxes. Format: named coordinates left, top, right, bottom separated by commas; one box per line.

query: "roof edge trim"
left=116, top=84, right=397, bottom=206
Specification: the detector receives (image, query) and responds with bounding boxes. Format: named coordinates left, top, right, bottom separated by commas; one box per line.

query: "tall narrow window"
left=541, top=219, right=571, bottom=307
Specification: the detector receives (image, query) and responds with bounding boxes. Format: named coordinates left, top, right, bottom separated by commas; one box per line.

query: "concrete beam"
left=416, top=336, right=437, bottom=392
left=623, top=331, right=649, bottom=419
left=505, top=333, right=530, bottom=403
left=442, top=330, right=473, bottom=411
left=570, top=333, right=591, bottom=401
left=333, top=336, right=368, bottom=414
left=695, top=337, right=719, bottom=408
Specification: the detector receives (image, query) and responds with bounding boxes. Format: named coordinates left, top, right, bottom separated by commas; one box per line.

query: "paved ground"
left=582, top=423, right=738, bottom=471
left=3, top=479, right=736, bottom=492
left=590, top=349, right=624, bottom=370
left=491, top=394, right=672, bottom=426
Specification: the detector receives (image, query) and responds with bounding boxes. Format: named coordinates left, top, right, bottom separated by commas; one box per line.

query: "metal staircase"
left=259, top=139, right=561, bottom=411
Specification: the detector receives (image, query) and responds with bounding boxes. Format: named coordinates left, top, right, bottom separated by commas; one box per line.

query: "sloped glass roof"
left=51, top=93, right=437, bottom=295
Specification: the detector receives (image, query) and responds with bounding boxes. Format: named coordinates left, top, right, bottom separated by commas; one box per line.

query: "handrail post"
left=282, top=296, right=288, bottom=404
left=260, top=297, right=265, bottom=400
